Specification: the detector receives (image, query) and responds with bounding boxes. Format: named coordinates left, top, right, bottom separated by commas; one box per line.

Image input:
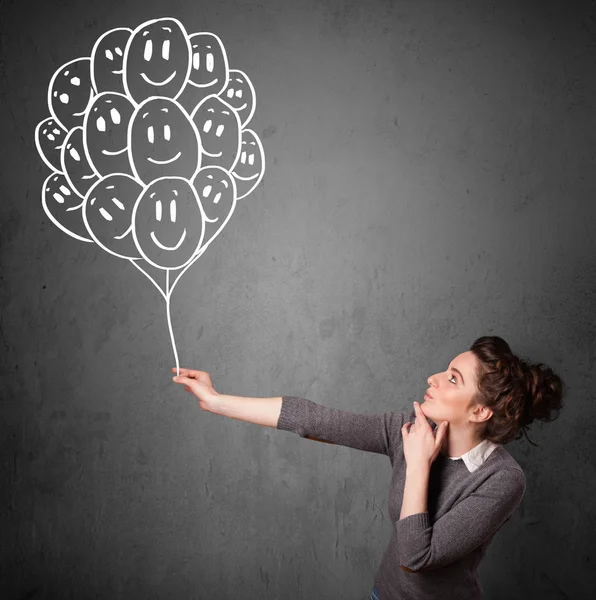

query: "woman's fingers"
left=173, top=375, right=193, bottom=385
left=171, top=367, right=202, bottom=378
left=413, top=402, right=425, bottom=427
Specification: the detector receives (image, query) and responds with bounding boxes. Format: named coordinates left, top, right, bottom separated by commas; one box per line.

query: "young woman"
left=172, top=335, right=564, bottom=600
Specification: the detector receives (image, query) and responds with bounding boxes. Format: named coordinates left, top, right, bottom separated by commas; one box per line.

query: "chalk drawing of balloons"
left=132, top=176, right=205, bottom=270
left=191, top=166, right=237, bottom=253
left=83, top=92, right=135, bottom=177
left=219, top=69, right=255, bottom=128
left=191, top=95, right=240, bottom=171
left=83, top=174, right=143, bottom=259
left=177, top=32, right=229, bottom=114
left=42, top=173, right=93, bottom=242
left=61, top=127, right=99, bottom=198
left=91, top=27, right=132, bottom=94
left=35, top=16, right=267, bottom=378
left=35, top=117, right=68, bottom=173
left=48, top=57, right=94, bottom=131
left=232, top=129, right=265, bottom=199
left=123, top=17, right=191, bottom=105
left=128, top=96, right=201, bottom=184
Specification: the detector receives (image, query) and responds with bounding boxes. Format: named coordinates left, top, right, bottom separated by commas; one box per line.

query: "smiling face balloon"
left=123, top=18, right=191, bottom=105
left=48, top=57, right=94, bottom=131
left=42, top=172, right=93, bottom=242
left=232, top=128, right=265, bottom=199
left=61, top=127, right=98, bottom=198
left=83, top=174, right=143, bottom=258
left=220, top=69, right=255, bottom=128
left=35, top=117, right=68, bottom=173
left=84, top=92, right=135, bottom=177
left=191, top=166, right=236, bottom=253
left=91, top=27, right=132, bottom=94
left=191, top=95, right=240, bottom=171
left=132, top=177, right=205, bottom=269
left=177, top=32, right=229, bottom=114
left=129, top=97, right=201, bottom=184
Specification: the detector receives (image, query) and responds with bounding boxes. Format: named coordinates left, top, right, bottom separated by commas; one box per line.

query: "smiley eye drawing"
left=35, top=16, right=266, bottom=377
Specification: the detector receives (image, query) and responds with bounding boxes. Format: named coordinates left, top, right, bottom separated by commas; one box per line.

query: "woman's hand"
left=172, top=367, right=221, bottom=411
left=402, top=401, right=449, bottom=470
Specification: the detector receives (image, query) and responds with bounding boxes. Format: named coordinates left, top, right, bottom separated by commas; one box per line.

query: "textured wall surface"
left=1, top=0, right=595, bottom=598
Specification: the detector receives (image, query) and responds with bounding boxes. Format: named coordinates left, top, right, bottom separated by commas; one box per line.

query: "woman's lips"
left=424, top=392, right=433, bottom=400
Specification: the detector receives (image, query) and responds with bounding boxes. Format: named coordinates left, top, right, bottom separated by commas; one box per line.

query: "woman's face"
left=421, top=351, right=483, bottom=428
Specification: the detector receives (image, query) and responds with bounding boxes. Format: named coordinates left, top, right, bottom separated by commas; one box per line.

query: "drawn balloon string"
left=35, top=17, right=266, bottom=376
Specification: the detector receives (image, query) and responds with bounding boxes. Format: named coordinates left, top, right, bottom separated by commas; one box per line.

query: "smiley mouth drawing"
left=65, top=199, right=86, bottom=211
left=140, top=71, right=177, bottom=86
left=189, top=78, right=218, bottom=88
left=234, top=172, right=259, bottom=181
left=203, top=149, right=223, bottom=158
left=114, top=224, right=133, bottom=240
left=147, top=151, right=182, bottom=165
left=236, top=102, right=247, bottom=111
left=73, top=89, right=95, bottom=117
left=102, top=147, right=127, bottom=156
left=150, top=228, right=187, bottom=250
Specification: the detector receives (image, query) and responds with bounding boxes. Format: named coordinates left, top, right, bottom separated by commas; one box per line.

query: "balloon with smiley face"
left=219, top=69, right=256, bottom=128
left=36, top=17, right=268, bottom=378
left=91, top=27, right=132, bottom=95
left=191, top=166, right=237, bottom=254
left=42, top=172, right=94, bottom=243
left=83, top=174, right=143, bottom=258
left=35, top=117, right=68, bottom=173
left=132, top=176, right=205, bottom=270
left=129, top=96, right=202, bottom=184
left=191, top=95, right=241, bottom=172
left=61, top=126, right=99, bottom=198
left=123, top=17, right=191, bottom=105
left=84, top=92, right=135, bottom=177
left=48, top=57, right=94, bottom=132
left=232, top=129, right=265, bottom=199
left=177, top=32, right=229, bottom=114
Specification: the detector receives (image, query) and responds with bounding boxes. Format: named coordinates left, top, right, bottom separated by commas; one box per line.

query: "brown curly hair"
left=468, top=336, right=565, bottom=446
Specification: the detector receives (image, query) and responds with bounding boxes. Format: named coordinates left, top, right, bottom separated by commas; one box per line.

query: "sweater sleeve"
left=396, top=468, right=526, bottom=572
left=276, top=395, right=408, bottom=459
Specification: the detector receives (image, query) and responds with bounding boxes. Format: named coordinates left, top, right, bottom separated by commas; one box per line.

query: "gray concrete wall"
left=1, top=0, right=594, bottom=598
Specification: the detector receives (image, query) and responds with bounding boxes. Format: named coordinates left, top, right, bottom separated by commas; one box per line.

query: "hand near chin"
left=402, top=401, right=449, bottom=469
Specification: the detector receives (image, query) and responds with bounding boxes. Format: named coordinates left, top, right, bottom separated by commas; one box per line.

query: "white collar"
left=444, top=438, right=500, bottom=472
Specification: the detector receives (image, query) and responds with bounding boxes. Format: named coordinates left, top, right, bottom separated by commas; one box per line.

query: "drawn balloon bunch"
left=35, top=17, right=265, bottom=374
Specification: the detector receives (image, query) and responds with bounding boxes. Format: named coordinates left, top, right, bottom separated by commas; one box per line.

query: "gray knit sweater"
left=276, top=396, right=526, bottom=600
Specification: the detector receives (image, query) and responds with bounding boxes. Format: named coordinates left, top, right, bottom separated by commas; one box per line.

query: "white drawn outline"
left=41, top=172, right=94, bottom=243
left=61, top=126, right=98, bottom=199
left=222, top=68, right=256, bottom=128
left=128, top=258, right=168, bottom=301
left=186, top=31, right=229, bottom=94
left=82, top=172, right=142, bottom=260
left=190, top=94, right=241, bottom=172
left=90, top=27, right=133, bottom=94
left=83, top=91, right=134, bottom=178
left=232, top=129, right=265, bottom=199
left=35, top=117, right=67, bottom=174
left=127, top=95, right=202, bottom=184
left=122, top=17, right=192, bottom=106
left=131, top=175, right=207, bottom=272
left=191, top=165, right=238, bottom=254
left=37, top=17, right=267, bottom=378
left=47, top=57, right=94, bottom=131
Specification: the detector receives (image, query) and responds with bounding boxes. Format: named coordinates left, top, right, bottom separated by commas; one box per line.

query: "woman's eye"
left=449, top=374, right=457, bottom=384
